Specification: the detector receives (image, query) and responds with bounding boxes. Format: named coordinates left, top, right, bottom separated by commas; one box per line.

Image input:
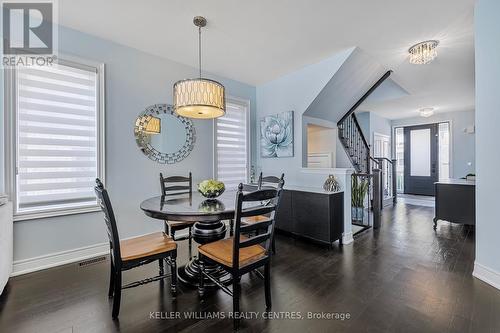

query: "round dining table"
left=140, top=190, right=258, bottom=288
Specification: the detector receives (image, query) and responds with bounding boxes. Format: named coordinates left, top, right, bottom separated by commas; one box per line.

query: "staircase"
left=337, top=70, right=396, bottom=227
left=338, top=112, right=370, bottom=174
left=337, top=70, right=392, bottom=173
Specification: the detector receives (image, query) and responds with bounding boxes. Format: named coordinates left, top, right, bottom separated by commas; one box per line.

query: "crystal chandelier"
left=173, top=16, right=226, bottom=119
left=408, top=40, right=439, bottom=65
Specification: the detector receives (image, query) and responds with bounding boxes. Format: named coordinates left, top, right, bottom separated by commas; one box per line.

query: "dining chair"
left=160, top=172, right=195, bottom=249
left=258, top=172, right=285, bottom=189
left=241, top=183, right=259, bottom=192
left=228, top=183, right=260, bottom=236
left=242, top=173, right=285, bottom=253
left=198, top=183, right=283, bottom=330
left=94, top=179, right=177, bottom=319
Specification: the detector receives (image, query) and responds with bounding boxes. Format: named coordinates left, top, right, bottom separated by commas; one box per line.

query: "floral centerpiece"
left=198, top=179, right=225, bottom=199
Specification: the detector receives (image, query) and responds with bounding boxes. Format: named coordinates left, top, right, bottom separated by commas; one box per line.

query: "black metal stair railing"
left=338, top=113, right=370, bottom=174
left=336, top=70, right=395, bottom=227
left=336, top=70, right=392, bottom=174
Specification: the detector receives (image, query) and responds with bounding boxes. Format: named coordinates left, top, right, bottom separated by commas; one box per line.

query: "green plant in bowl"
left=198, top=179, right=225, bottom=199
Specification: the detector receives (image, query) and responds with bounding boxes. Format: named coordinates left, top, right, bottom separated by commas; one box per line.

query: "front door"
left=403, top=124, right=438, bottom=195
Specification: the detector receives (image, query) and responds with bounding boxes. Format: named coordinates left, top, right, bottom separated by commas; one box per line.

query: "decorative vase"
left=323, top=174, right=341, bottom=192
left=351, top=206, right=364, bottom=222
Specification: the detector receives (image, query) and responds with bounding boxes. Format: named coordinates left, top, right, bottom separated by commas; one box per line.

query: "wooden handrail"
left=337, top=70, right=393, bottom=126
left=374, top=157, right=394, bottom=164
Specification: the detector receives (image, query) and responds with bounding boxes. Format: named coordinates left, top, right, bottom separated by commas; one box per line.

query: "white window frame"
left=213, top=97, right=251, bottom=184
left=4, top=55, right=106, bottom=221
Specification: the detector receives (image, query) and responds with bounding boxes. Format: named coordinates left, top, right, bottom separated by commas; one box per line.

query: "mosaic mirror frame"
left=134, top=104, right=196, bottom=164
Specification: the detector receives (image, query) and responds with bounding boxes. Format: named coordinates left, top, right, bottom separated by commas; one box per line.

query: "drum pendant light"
left=173, top=16, right=226, bottom=119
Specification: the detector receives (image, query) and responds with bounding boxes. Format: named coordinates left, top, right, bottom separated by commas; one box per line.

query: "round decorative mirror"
left=134, top=104, right=196, bottom=164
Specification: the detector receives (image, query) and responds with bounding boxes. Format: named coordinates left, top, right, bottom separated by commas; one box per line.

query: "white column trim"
left=342, top=169, right=354, bottom=244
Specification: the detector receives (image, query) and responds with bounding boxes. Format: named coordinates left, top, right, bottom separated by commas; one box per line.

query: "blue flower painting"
left=260, top=111, right=294, bottom=158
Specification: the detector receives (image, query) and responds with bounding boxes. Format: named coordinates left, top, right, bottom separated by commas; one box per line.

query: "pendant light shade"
left=174, top=78, right=225, bottom=119
left=173, top=16, right=226, bottom=119
left=144, top=115, right=161, bottom=134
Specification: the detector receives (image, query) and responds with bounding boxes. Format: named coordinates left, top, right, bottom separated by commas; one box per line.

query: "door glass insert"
left=410, top=129, right=431, bottom=176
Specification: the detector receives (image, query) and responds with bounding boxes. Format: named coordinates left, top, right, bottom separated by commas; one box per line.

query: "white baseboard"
left=473, top=261, right=500, bottom=291
left=11, top=243, right=109, bottom=277
left=342, top=232, right=354, bottom=245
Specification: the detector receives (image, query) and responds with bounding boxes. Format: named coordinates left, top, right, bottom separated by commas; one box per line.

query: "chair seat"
left=167, top=220, right=195, bottom=227
left=241, top=215, right=269, bottom=225
left=198, top=236, right=266, bottom=267
left=120, top=232, right=176, bottom=261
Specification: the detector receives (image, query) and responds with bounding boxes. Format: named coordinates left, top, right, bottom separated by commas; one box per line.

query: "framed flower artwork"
left=260, top=111, right=294, bottom=158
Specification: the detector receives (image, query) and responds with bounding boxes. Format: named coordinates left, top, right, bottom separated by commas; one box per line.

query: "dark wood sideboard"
left=275, top=186, right=344, bottom=247
left=434, top=179, right=475, bottom=229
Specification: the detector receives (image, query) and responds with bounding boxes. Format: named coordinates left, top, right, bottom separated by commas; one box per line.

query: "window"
left=394, top=127, right=404, bottom=193
left=438, top=122, right=450, bottom=180
left=214, top=98, right=250, bottom=189
left=8, top=58, right=105, bottom=219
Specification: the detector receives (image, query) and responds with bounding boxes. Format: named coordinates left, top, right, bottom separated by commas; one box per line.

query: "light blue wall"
left=370, top=112, right=391, bottom=142
left=256, top=48, right=354, bottom=185
left=391, top=110, right=475, bottom=178
left=2, top=26, right=256, bottom=261
left=475, top=0, right=500, bottom=277
left=0, top=66, right=3, bottom=194
left=356, top=112, right=370, bottom=140
left=355, top=111, right=392, bottom=148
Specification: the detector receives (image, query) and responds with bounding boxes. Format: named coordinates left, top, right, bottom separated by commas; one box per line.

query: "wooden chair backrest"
left=160, top=172, right=192, bottom=196
left=232, top=181, right=284, bottom=270
left=94, top=178, right=121, bottom=266
left=258, top=173, right=285, bottom=189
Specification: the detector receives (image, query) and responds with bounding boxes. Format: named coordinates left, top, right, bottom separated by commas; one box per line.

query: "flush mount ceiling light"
left=419, top=107, right=435, bottom=118
left=408, top=40, right=439, bottom=65
left=173, top=16, right=226, bottom=119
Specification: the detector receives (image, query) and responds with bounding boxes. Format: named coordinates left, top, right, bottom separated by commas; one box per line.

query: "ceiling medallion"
left=408, top=40, right=439, bottom=65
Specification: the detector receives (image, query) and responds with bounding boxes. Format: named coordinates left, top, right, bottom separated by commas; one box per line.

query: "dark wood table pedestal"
left=177, top=220, right=232, bottom=288
left=140, top=194, right=246, bottom=289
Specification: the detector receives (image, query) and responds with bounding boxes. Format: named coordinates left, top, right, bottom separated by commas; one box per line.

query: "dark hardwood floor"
left=1, top=203, right=500, bottom=333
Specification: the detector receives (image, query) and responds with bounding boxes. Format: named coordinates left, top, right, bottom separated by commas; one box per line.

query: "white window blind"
left=14, top=60, right=103, bottom=216
left=215, top=100, right=249, bottom=189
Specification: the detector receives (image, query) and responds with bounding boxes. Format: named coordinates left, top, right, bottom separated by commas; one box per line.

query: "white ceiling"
left=59, top=0, right=476, bottom=119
